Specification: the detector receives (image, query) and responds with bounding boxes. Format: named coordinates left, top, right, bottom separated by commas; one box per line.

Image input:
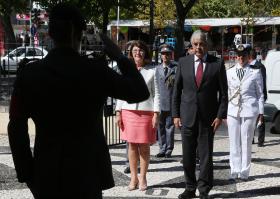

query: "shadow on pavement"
left=211, top=186, right=280, bottom=198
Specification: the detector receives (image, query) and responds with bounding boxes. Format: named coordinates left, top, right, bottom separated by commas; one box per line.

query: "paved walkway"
left=0, top=128, right=279, bottom=199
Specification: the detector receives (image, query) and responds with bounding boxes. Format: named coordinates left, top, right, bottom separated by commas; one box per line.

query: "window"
left=15, top=48, right=26, bottom=57
left=26, top=49, right=36, bottom=56
left=35, top=48, right=43, bottom=56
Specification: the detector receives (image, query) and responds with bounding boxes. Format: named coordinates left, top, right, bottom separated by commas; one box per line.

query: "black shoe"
left=165, top=153, right=171, bottom=158
left=180, top=159, right=183, bottom=164
left=252, top=138, right=255, bottom=144
left=123, top=166, right=130, bottom=174
left=199, top=193, right=209, bottom=199
left=258, top=143, right=264, bottom=147
left=156, top=152, right=165, bottom=158
left=178, top=190, right=196, bottom=199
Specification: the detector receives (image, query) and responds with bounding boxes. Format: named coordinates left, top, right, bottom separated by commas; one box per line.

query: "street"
left=0, top=123, right=279, bottom=198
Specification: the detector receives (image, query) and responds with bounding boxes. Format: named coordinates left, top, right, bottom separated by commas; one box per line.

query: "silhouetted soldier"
left=8, top=3, right=149, bottom=199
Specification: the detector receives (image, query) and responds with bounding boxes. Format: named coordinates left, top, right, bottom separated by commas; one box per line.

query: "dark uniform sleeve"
left=8, top=68, right=33, bottom=183
left=103, top=56, right=150, bottom=103
left=217, top=60, right=228, bottom=119
left=172, top=59, right=183, bottom=118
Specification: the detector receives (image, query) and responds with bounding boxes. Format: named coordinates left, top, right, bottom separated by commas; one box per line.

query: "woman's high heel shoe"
left=139, top=183, right=147, bottom=191
left=128, top=182, right=139, bottom=191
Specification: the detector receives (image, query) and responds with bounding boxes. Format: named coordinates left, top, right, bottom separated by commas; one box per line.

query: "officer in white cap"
left=226, top=44, right=264, bottom=181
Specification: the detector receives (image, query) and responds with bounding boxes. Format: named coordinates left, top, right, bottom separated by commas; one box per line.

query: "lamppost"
left=29, top=0, right=32, bottom=45
left=116, top=0, right=120, bottom=44
left=149, top=0, right=154, bottom=49
left=240, top=16, right=257, bottom=47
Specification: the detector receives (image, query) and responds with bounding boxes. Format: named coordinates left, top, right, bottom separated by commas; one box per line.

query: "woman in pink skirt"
left=115, top=40, right=160, bottom=191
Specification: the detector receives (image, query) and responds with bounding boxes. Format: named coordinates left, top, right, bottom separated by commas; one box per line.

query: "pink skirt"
left=120, top=109, right=156, bottom=144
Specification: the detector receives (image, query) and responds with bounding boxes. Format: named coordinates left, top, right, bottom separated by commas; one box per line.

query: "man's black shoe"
left=156, top=152, right=165, bottom=158
left=123, top=166, right=130, bottom=174
left=178, top=190, right=196, bottom=199
left=199, top=193, right=209, bottom=199
left=165, top=153, right=171, bottom=158
left=258, top=143, right=264, bottom=147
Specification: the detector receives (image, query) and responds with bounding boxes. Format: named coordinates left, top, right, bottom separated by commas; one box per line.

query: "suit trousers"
left=227, top=115, right=257, bottom=178
left=158, top=111, right=175, bottom=154
left=181, top=115, right=214, bottom=194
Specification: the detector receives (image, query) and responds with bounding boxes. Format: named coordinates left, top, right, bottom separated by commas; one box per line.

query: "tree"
left=189, top=0, right=280, bottom=18
left=38, top=0, right=144, bottom=34
left=189, top=0, right=237, bottom=18
left=173, top=0, right=197, bottom=60
left=0, top=0, right=29, bottom=48
left=31, top=8, right=44, bottom=28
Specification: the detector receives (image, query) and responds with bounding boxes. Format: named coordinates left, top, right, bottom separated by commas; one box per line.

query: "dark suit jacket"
left=250, top=60, right=267, bottom=101
left=172, top=54, right=228, bottom=127
left=8, top=47, right=149, bottom=198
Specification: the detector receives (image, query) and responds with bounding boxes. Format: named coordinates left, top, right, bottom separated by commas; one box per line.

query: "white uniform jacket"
left=227, top=63, right=264, bottom=117
left=116, top=65, right=160, bottom=112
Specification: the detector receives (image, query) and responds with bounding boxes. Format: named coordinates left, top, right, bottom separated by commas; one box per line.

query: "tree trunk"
left=102, top=9, right=109, bottom=34
left=174, top=17, right=185, bottom=61
left=173, top=0, right=197, bottom=60
left=0, top=15, right=16, bottom=49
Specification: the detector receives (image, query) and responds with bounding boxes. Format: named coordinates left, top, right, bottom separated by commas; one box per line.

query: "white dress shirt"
left=194, top=54, right=207, bottom=75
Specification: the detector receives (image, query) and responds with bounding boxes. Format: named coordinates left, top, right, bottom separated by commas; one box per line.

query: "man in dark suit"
left=8, top=3, right=149, bottom=199
left=172, top=30, right=228, bottom=199
left=249, top=49, right=267, bottom=147
left=155, top=44, right=177, bottom=158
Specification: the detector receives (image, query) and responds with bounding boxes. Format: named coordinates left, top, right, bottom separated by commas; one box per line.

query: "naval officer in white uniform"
left=226, top=45, right=264, bottom=180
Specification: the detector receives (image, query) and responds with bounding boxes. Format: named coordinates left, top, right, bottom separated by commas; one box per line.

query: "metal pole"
left=221, top=26, right=224, bottom=59
left=29, top=0, right=32, bottom=45
left=116, top=0, right=120, bottom=44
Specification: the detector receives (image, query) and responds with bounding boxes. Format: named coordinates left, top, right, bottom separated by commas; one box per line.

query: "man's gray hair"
left=190, top=30, right=207, bottom=44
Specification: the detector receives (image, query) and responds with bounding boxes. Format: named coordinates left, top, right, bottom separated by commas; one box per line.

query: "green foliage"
left=189, top=0, right=280, bottom=18
left=189, top=0, right=236, bottom=18
left=0, top=0, right=29, bottom=17
left=37, top=0, right=144, bottom=32
left=154, top=0, right=176, bottom=28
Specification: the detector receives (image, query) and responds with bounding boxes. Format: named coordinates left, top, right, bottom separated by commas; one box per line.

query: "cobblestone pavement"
left=0, top=126, right=279, bottom=199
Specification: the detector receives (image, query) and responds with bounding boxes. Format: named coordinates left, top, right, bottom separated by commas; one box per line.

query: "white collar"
left=250, top=59, right=257, bottom=65
left=236, top=63, right=249, bottom=69
left=194, top=54, right=207, bottom=62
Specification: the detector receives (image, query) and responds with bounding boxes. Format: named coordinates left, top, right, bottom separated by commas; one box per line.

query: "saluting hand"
left=99, top=33, right=123, bottom=60
left=211, top=118, right=222, bottom=133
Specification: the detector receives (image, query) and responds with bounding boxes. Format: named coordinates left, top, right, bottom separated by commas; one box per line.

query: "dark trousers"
left=158, top=111, right=175, bottom=154
left=181, top=116, right=214, bottom=194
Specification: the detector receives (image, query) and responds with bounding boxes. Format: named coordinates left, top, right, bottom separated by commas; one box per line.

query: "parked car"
left=0, top=46, right=48, bottom=73
left=264, top=50, right=280, bottom=134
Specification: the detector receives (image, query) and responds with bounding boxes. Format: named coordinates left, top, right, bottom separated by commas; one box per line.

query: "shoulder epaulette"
left=249, top=64, right=260, bottom=69
left=226, top=65, right=235, bottom=70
